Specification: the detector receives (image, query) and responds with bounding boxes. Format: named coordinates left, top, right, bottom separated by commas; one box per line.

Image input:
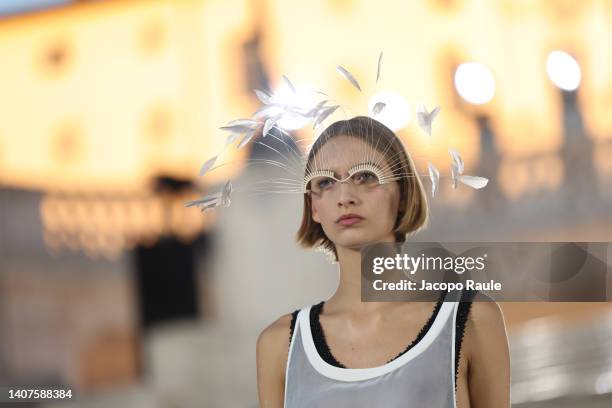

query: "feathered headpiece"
left=184, top=52, right=488, bottom=213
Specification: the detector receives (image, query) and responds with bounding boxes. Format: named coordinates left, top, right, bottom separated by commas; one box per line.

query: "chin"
left=332, top=233, right=381, bottom=250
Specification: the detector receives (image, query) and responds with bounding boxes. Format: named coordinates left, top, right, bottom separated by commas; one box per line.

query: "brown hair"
left=295, top=116, right=429, bottom=262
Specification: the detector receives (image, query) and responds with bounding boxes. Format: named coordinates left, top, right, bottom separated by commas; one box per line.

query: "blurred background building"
left=0, top=0, right=611, bottom=407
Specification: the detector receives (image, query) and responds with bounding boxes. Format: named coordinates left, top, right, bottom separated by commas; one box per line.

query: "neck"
left=326, top=244, right=394, bottom=315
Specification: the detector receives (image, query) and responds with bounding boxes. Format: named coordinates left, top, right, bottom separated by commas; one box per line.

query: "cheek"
left=311, top=197, right=331, bottom=223
left=372, top=189, right=401, bottom=228
left=372, top=187, right=400, bottom=213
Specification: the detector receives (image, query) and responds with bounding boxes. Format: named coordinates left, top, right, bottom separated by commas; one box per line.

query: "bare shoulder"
left=256, top=312, right=296, bottom=380
left=256, top=314, right=291, bottom=407
left=257, top=312, right=295, bottom=355
left=464, top=295, right=509, bottom=366
left=470, top=297, right=506, bottom=328
left=463, top=293, right=509, bottom=364
left=256, top=312, right=296, bottom=407
left=461, top=296, right=511, bottom=406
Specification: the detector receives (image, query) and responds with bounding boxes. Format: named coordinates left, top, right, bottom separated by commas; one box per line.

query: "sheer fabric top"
left=284, top=289, right=464, bottom=408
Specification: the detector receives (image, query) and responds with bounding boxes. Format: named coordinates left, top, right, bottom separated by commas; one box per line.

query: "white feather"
left=416, top=104, right=441, bottom=136
left=282, top=75, right=296, bottom=94
left=313, top=105, right=339, bottom=129
left=376, top=52, right=383, bottom=84
left=199, top=155, right=217, bottom=177
left=220, top=119, right=259, bottom=133
left=254, top=89, right=272, bottom=104
left=263, top=118, right=275, bottom=137
left=221, top=180, right=233, bottom=207
left=225, top=132, right=241, bottom=146
left=336, top=65, right=362, bottom=92
left=458, top=175, right=488, bottom=189
left=448, top=148, right=464, bottom=175
left=238, top=128, right=257, bottom=149
left=184, top=193, right=222, bottom=211
left=372, top=102, right=386, bottom=115
left=428, top=163, right=440, bottom=196
left=451, top=164, right=459, bottom=189
left=306, top=100, right=328, bottom=117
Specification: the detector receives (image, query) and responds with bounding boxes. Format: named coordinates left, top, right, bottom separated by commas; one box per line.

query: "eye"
left=353, top=170, right=379, bottom=184
left=348, top=162, right=385, bottom=185
left=316, top=177, right=334, bottom=189
left=303, top=169, right=336, bottom=194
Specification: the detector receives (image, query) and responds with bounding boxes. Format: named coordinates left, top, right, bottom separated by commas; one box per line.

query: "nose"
left=336, top=180, right=359, bottom=207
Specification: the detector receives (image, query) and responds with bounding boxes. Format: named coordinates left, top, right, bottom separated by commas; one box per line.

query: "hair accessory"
left=185, top=53, right=489, bottom=213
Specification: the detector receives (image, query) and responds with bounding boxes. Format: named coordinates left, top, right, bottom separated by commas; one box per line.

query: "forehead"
left=311, top=135, right=390, bottom=171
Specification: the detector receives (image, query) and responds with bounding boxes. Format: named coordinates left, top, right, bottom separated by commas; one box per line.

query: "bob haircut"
left=296, top=116, right=429, bottom=262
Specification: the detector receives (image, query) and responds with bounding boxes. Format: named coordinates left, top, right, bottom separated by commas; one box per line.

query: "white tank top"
left=284, top=289, right=464, bottom=408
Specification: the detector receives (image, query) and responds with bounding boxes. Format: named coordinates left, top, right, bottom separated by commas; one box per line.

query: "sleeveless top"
left=284, top=289, right=474, bottom=408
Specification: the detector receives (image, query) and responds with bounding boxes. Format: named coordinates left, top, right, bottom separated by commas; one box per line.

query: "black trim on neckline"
left=288, top=309, right=299, bottom=350
left=286, top=290, right=475, bottom=389
left=454, top=290, right=476, bottom=391
left=310, top=290, right=447, bottom=369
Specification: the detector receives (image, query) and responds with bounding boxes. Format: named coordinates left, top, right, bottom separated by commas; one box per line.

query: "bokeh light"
left=454, top=62, right=496, bottom=105
left=546, top=51, right=581, bottom=91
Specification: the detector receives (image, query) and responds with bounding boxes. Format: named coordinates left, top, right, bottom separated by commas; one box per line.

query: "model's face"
left=308, top=135, right=401, bottom=252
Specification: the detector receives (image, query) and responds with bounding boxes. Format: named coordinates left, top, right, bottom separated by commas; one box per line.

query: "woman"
left=256, top=116, right=510, bottom=407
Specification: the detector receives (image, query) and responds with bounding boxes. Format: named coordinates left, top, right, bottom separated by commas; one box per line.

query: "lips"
left=336, top=213, right=364, bottom=226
